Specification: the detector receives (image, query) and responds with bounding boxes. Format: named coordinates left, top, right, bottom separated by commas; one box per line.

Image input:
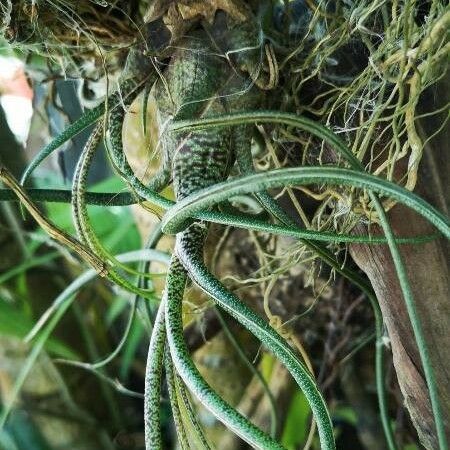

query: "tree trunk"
left=349, top=79, right=450, bottom=449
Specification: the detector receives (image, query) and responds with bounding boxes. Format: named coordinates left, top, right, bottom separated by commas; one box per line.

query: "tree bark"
left=349, top=80, right=450, bottom=449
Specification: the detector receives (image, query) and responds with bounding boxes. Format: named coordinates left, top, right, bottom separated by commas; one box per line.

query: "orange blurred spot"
left=0, top=67, right=33, bottom=100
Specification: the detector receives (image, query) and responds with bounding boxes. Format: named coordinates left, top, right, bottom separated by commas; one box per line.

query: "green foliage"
left=41, top=175, right=141, bottom=255
left=0, top=410, right=50, bottom=450
left=0, top=297, right=78, bottom=360
left=281, top=391, right=309, bottom=449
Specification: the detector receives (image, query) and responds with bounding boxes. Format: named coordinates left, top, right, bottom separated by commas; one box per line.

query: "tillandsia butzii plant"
left=1, top=0, right=450, bottom=449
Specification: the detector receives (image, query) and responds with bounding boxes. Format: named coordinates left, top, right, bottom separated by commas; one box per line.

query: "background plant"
left=0, top=1, right=449, bottom=449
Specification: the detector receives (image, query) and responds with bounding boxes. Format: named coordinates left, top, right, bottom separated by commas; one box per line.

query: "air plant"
left=0, top=1, right=449, bottom=449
